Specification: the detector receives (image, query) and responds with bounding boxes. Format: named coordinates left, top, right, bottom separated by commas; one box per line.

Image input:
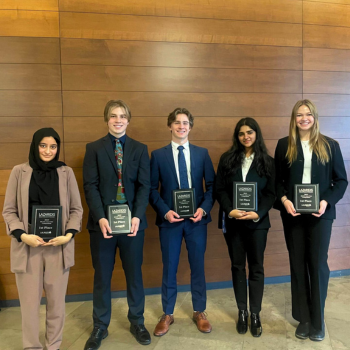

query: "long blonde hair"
left=286, top=99, right=330, bottom=165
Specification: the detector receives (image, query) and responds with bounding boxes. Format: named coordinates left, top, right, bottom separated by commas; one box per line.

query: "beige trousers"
left=15, top=245, right=69, bottom=350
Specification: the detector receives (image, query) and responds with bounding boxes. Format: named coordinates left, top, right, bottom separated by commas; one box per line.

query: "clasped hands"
left=99, top=217, right=140, bottom=239
left=228, top=209, right=259, bottom=220
left=20, top=232, right=73, bottom=247
left=283, top=197, right=328, bottom=217
left=165, top=208, right=204, bottom=223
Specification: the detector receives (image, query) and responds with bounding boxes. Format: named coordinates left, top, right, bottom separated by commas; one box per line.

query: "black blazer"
left=83, top=134, right=150, bottom=231
left=274, top=136, right=348, bottom=220
left=216, top=153, right=276, bottom=230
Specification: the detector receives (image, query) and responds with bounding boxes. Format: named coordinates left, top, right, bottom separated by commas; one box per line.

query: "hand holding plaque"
left=172, top=188, right=196, bottom=218
left=294, top=184, right=319, bottom=213
left=107, top=204, right=132, bottom=235
left=31, top=205, right=62, bottom=240
left=233, top=182, right=258, bottom=211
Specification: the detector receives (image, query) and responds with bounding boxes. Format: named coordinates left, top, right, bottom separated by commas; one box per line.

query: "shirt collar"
left=244, top=152, right=255, bottom=161
left=171, top=140, right=189, bottom=151
left=109, top=133, right=126, bottom=145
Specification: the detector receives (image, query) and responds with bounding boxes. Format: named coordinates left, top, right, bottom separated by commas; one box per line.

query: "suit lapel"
left=189, top=144, right=196, bottom=181
left=57, top=166, right=67, bottom=207
left=123, top=135, right=134, bottom=174
left=21, top=163, right=32, bottom=228
left=102, top=135, right=118, bottom=175
left=165, top=144, right=178, bottom=183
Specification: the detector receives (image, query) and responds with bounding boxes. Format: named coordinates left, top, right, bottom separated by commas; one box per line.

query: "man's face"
left=169, top=114, right=191, bottom=144
left=107, top=107, right=129, bottom=138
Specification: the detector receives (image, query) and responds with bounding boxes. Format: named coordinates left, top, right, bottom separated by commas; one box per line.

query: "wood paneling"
left=0, top=37, right=60, bottom=64
left=60, top=13, right=302, bottom=46
left=304, top=1, right=350, bottom=27
left=304, top=71, right=350, bottom=94
left=304, top=25, right=350, bottom=49
left=59, top=0, right=302, bottom=23
left=0, top=91, right=62, bottom=117
left=0, top=0, right=58, bottom=11
left=0, top=274, right=18, bottom=300
left=0, top=117, right=63, bottom=143
left=61, top=39, right=302, bottom=70
left=62, top=92, right=302, bottom=117
left=0, top=225, right=11, bottom=249
left=303, top=94, right=350, bottom=117
left=330, top=226, right=350, bottom=249
left=328, top=248, right=350, bottom=270
left=0, top=64, right=61, bottom=90
left=306, top=0, right=350, bottom=4
left=0, top=170, right=11, bottom=195
left=0, top=10, right=59, bottom=37
left=304, top=48, right=350, bottom=72
left=62, top=65, right=301, bottom=93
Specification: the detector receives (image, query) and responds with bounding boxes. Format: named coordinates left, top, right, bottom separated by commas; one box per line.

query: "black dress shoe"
left=130, top=324, right=151, bottom=345
left=236, top=310, right=248, bottom=334
left=84, top=327, right=108, bottom=350
left=295, top=322, right=310, bottom=339
left=309, top=324, right=325, bottom=341
left=250, top=313, right=262, bottom=337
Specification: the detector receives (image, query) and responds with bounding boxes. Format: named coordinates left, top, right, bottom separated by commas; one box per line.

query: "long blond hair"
left=286, top=99, right=330, bottom=165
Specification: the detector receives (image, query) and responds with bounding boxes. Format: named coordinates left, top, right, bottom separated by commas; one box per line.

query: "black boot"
left=309, top=323, right=325, bottom=341
left=250, top=313, right=262, bottom=337
left=236, top=310, right=248, bottom=334
left=295, top=322, right=310, bottom=339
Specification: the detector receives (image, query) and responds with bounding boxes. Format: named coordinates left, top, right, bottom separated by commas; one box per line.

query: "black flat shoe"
left=295, top=322, right=310, bottom=339
left=130, top=324, right=152, bottom=345
left=236, top=310, right=248, bottom=334
left=84, top=327, right=108, bottom=350
left=309, top=324, right=325, bottom=341
left=250, top=313, right=262, bottom=337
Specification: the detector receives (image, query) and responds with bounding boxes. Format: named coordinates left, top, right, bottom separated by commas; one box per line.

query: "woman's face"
left=295, top=105, right=314, bottom=133
left=38, top=137, right=58, bottom=162
left=238, top=125, right=256, bottom=151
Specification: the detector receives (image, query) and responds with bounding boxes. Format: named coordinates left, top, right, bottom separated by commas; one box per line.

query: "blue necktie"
left=178, top=146, right=189, bottom=189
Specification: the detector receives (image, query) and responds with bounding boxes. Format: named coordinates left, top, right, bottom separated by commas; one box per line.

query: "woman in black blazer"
left=274, top=99, right=347, bottom=341
left=216, top=118, right=275, bottom=337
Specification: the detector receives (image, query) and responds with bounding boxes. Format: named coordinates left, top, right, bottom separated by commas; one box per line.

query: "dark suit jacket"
left=149, top=143, right=215, bottom=228
left=216, top=153, right=275, bottom=230
left=274, top=136, right=348, bottom=220
left=83, top=134, right=150, bottom=231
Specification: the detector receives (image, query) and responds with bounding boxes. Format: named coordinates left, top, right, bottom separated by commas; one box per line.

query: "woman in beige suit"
left=2, top=128, right=83, bottom=350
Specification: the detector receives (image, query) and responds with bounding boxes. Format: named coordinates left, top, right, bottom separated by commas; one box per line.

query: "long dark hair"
left=221, top=118, right=273, bottom=178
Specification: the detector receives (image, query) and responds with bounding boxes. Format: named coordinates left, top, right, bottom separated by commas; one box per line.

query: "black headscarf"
left=28, top=128, right=66, bottom=205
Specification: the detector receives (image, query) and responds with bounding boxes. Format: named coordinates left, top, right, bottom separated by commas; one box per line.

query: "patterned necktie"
left=115, top=139, right=127, bottom=203
left=178, top=145, right=189, bottom=189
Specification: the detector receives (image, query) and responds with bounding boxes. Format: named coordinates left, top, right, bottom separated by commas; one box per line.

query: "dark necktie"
left=115, top=139, right=127, bottom=203
left=178, top=145, right=189, bottom=189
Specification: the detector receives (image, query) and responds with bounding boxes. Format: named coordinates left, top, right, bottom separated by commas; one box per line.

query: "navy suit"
left=274, top=136, right=347, bottom=330
left=83, top=134, right=150, bottom=328
left=150, top=143, right=215, bottom=314
left=216, top=154, right=275, bottom=313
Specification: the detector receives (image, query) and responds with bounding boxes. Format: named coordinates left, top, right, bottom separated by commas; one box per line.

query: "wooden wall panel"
left=0, top=10, right=59, bottom=37
left=304, top=25, right=350, bottom=49
left=303, top=94, right=350, bottom=117
left=60, top=13, right=302, bottom=46
left=62, top=92, right=302, bottom=117
left=62, top=66, right=301, bottom=93
left=0, top=91, right=62, bottom=117
left=61, top=40, right=302, bottom=70
left=304, top=1, right=350, bottom=27
left=304, top=48, right=350, bottom=72
left=306, top=0, right=350, bottom=4
left=0, top=37, right=60, bottom=64
left=0, top=64, right=61, bottom=90
left=0, top=0, right=58, bottom=11
left=59, top=0, right=302, bottom=23
left=304, top=71, right=350, bottom=94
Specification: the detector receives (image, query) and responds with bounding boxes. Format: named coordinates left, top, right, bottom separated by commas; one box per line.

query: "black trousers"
left=281, top=213, right=333, bottom=330
left=89, top=229, right=145, bottom=329
left=224, top=224, right=268, bottom=314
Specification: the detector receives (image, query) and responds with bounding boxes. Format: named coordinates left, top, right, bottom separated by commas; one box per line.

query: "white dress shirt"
left=242, top=153, right=255, bottom=182
left=171, top=140, right=192, bottom=188
left=301, top=140, right=312, bottom=184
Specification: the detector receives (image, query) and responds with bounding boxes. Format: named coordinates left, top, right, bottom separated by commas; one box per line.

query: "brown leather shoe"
left=193, top=311, right=212, bottom=333
left=153, top=314, right=174, bottom=336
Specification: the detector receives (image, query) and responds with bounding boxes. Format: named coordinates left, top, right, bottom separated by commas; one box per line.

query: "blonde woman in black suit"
left=216, top=118, right=275, bottom=337
left=274, top=99, right=347, bottom=341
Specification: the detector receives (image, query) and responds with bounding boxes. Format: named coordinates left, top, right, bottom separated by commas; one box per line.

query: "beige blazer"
left=2, top=162, right=83, bottom=273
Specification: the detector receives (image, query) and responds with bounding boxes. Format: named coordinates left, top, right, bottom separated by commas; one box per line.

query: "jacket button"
left=114, top=184, right=117, bottom=187
left=111, top=199, right=115, bottom=202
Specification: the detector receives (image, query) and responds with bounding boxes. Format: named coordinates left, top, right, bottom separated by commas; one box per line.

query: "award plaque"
left=107, top=204, right=131, bottom=234
left=31, top=205, right=62, bottom=240
left=233, top=182, right=258, bottom=211
left=173, top=188, right=196, bottom=218
left=294, top=184, right=319, bottom=213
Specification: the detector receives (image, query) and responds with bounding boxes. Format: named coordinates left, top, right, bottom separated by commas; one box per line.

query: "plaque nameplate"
left=31, top=205, right=62, bottom=240
left=233, top=182, right=258, bottom=211
left=294, top=184, right=319, bottom=213
left=107, top=204, right=131, bottom=234
left=172, top=188, right=196, bottom=218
